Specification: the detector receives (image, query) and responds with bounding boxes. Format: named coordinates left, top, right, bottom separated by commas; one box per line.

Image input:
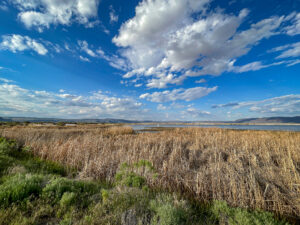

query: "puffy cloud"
left=0, top=78, right=149, bottom=119
left=114, top=0, right=211, bottom=48
left=140, top=86, right=217, bottom=103
left=212, top=95, right=300, bottom=116
left=113, top=0, right=290, bottom=88
left=181, top=107, right=211, bottom=119
left=157, top=104, right=167, bottom=111
left=0, top=77, right=13, bottom=83
left=77, top=0, right=99, bottom=18
left=0, top=34, right=48, bottom=55
left=10, top=0, right=100, bottom=31
left=146, top=73, right=185, bottom=89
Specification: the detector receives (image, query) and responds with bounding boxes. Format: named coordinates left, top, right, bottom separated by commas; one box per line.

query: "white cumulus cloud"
left=0, top=78, right=150, bottom=119
left=10, top=0, right=100, bottom=31
left=0, top=34, right=48, bottom=55
left=112, top=0, right=291, bottom=88
left=140, top=86, right=217, bottom=103
left=181, top=107, right=211, bottom=119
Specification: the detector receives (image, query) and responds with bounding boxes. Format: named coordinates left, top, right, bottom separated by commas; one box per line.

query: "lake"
left=129, top=124, right=300, bottom=132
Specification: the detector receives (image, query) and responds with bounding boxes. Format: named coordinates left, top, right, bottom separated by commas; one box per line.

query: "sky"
left=0, top=0, right=299, bottom=121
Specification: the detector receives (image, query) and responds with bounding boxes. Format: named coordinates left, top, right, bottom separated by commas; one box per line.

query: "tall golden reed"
left=0, top=125, right=299, bottom=218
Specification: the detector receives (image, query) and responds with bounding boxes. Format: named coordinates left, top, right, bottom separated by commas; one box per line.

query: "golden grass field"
left=0, top=124, right=299, bottom=219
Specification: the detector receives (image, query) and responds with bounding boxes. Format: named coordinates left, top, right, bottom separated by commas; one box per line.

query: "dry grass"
left=0, top=125, right=299, bottom=219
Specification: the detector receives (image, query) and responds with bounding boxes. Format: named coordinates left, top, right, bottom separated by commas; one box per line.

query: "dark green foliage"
left=0, top=154, right=14, bottom=176
left=0, top=173, right=46, bottom=207
left=210, top=201, right=290, bottom=225
left=21, top=157, right=66, bottom=176
left=115, top=171, right=146, bottom=188
left=0, top=137, right=66, bottom=176
left=0, top=137, right=19, bottom=156
left=59, top=192, right=77, bottom=208
left=0, top=121, right=21, bottom=127
left=115, top=160, right=157, bottom=188
left=150, top=194, right=189, bottom=225
left=42, top=177, right=100, bottom=204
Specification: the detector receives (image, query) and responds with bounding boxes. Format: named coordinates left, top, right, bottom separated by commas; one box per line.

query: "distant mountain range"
left=0, top=117, right=145, bottom=123
left=0, top=116, right=299, bottom=124
left=234, top=116, right=300, bottom=124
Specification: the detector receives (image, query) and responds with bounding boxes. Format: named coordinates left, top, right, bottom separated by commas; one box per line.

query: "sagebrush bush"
left=0, top=137, right=18, bottom=156
left=21, top=157, right=66, bottom=175
left=211, top=201, right=289, bottom=225
left=0, top=154, right=14, bottom=176
left=42, top=177, right=100, bottom=203
left=60, top=192, right=77, bottom=208
left=0, top=173, right=46, bottom=207
left=150, top=194, right=189, bottom=225
left=115, top=160, right=157, bottom=189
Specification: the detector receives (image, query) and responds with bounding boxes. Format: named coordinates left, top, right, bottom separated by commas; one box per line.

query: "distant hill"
left=234, top=116, right=300, bottom=124
left=0, top=116, right=299, bottom=124
left=0, top=117, right=12, bottom=122
left=0, top=117, right=152, bottom=123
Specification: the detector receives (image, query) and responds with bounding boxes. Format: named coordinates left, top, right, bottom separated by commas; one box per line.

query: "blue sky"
left=0, top=0, right=299, bottom=121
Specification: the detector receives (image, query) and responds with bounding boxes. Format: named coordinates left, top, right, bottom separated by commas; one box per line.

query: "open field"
left=0, top=125, right=299, bottom=223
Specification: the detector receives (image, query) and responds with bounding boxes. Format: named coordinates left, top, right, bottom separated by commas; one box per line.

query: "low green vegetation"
left=0, top=137, right=291, bottom=225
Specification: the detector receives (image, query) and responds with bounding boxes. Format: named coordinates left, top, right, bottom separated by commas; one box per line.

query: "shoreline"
left=126, top=122, right=300, bottom=126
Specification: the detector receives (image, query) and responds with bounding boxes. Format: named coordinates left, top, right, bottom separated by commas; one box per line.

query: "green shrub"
left=60, top=215, right=72, bottom=225
left=134, top=159, right=155, bottom=171
left=211, top=200, right=289, bottom=225
left=60, top=192, right=77, bottom=208
left=116, top=171, right=146, bottom=188
left=89, top=187, right=151, bottom=224
left=0, top=155, right=15, bottom=176
left=0, top=174, right=46, bottom=207
left=0, top=137, right=18, bottom=156
left=115, top=160, right=157, bottom=188
left=42, top=177, right=99, bottom=203
left=21, top=157, right=66, bottom=176
left=150, top=194, right=190, bottom=225
left=101, top=189, right=109, bottom=203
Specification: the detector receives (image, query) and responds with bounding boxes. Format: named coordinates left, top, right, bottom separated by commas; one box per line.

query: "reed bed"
left=0, top=125, right=299, bottom=219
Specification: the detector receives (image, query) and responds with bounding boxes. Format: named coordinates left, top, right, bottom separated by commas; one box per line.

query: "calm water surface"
left=129, top=124, right=300, bottom=132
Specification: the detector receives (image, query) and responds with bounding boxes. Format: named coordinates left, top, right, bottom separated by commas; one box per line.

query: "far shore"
left=126, top=122, right=300, bottom=126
